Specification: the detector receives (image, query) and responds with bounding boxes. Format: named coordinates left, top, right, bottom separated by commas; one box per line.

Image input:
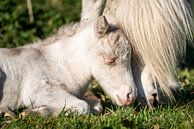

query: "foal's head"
left=89, top=16, right=137, bottom=106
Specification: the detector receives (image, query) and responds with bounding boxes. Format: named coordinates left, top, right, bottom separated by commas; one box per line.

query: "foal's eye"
left=104, top=56, right=117, bottom=66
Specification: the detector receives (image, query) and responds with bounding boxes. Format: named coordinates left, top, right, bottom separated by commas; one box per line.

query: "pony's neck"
left=43, top=23, right=96, bottom=96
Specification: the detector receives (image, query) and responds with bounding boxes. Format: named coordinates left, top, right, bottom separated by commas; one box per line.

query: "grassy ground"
left=0, top=0, right=194, bottom=129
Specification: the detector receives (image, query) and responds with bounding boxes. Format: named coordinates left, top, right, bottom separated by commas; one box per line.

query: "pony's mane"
left=105, top=0, right=193, bottom=99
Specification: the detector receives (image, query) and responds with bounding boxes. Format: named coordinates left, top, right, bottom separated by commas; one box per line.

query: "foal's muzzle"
left=116, top=92, right=135, bottom=106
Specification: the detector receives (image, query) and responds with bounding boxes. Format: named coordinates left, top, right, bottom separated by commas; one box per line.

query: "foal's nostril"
left=126, top=93, right=133, bottom=106
left=127, top=93, right=131, bottom=99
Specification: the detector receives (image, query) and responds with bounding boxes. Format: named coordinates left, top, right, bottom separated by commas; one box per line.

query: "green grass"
left=0, top=102, right=193, bottom=129
left=0, top=98, right=193, bottom=129
left=0, top=0, right=194, bottom=129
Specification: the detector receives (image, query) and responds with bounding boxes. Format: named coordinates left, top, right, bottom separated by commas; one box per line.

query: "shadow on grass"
left=178, top=43, right=194, bottom=106
left=181, top=45, right=194, bottom=69
left=177, top=84, right=194, bottom=106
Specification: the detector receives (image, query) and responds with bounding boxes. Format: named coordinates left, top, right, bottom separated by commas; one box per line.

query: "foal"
left=0, top=16, right=137, bottom=116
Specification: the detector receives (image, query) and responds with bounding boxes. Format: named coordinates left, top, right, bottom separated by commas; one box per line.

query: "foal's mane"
left=35, top=21, right=87, bottom=46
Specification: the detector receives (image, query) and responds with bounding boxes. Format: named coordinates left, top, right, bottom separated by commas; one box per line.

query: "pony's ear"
left=95, top=16, right=109, bottom=38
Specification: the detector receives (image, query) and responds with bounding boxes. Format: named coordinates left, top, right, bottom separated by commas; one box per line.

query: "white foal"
left=0, top=16, right=137, bottom=116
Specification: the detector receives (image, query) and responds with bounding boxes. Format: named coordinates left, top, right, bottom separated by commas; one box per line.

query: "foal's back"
left=0, top=47, right=47, bottom=108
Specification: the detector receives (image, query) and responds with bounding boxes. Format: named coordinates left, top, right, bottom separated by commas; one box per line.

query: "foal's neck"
left=43, top=23, right=96, bottom=96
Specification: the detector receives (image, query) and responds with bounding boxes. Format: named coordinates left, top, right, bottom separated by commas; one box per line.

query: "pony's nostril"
left=152, top=93, right=157, bottom=97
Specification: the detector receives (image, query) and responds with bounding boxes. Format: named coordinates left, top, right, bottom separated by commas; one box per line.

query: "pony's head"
left=89, top=16, right=137, bottom=106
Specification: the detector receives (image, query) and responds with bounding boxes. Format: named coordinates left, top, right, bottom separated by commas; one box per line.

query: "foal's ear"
left=95, top=16, right=109, bottom=38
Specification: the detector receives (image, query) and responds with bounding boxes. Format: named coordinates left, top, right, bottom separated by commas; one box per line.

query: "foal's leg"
left=52, top=91, right=91, bottom=116
left=83, top=90, right=103, bottom=114
left=0, top=107, right=15, bottom=117
left=23, top=85, right=90, bottom=116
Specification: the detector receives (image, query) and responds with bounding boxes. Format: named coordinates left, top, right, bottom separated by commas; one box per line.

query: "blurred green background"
left=0, top=0, right=81, bottom=48
left=0, top=0, right=194, bottom=67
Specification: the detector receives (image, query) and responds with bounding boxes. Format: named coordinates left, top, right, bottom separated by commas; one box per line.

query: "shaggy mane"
left=104, top=0, right=193, bottom=99
left=40, top=22, right=82, bottom=45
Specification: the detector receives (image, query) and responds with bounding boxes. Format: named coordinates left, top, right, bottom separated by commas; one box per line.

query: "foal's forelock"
left=100, top=30, right=130, bottom=65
